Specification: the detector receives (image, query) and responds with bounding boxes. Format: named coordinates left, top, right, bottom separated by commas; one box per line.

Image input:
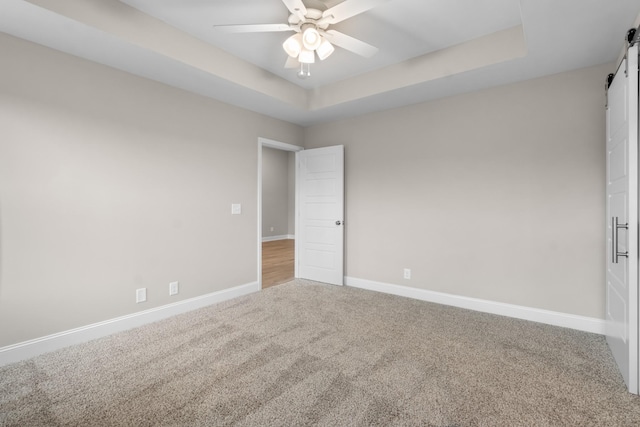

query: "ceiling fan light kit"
left=283, top=24, right=332, bottom=67
left=215, top=0, right=388, bottom=78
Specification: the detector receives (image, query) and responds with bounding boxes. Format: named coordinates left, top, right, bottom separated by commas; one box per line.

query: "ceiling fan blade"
left=322, top=30, right=378, bottom=58
left=214, top=23, right=293, bottom=33
left=284, top=56, right=299, bottom=69
left=321, top=0, right=389, bottom=24
left=281, top=0, right=307, bottom=21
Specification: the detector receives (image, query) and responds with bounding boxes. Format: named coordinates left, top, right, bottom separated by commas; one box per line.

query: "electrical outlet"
left=403, top=268, right=411, bottom=280
left=169, top=281, right=179, bottom=296
left=136, top=288, right=147, bottom=303
left=270, top=226, right=274, bottom=232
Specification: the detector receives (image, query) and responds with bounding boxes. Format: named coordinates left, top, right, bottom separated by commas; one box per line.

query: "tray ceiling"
left=1, top=0, right=639, bottom=125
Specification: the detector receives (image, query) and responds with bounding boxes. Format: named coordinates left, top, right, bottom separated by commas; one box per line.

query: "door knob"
left=336, top=220, right=342, bottom=226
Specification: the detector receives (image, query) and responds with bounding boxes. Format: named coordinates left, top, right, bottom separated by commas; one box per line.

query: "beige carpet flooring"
left=2, top=279, right=640, bottom=426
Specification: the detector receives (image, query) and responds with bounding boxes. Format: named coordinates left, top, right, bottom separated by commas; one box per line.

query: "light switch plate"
left=231, top=204, right=241, bottom=215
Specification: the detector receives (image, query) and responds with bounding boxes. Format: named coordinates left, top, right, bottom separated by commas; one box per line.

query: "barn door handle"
left=613, top=216, right=629, bottom=264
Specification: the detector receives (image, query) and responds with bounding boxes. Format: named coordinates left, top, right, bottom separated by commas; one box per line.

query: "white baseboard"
left=1, top=277, right=605, bottom=367
left=0, top=281, right=260, bottom=367
left=262, top=234, right=294, bottom=242
left=345, top=277, right=605, bottom=335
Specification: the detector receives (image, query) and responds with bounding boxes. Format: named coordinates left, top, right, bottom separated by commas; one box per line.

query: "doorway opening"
left=258, top=138, right=303, bottom=289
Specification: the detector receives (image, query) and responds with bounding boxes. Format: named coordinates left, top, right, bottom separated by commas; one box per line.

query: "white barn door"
left=296, top=146, right=344, bottom=286
left=606, top=44, right=639, bottom=394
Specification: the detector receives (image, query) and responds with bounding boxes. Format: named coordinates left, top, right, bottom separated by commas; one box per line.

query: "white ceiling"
left=1, top=0, right=639, bottom=126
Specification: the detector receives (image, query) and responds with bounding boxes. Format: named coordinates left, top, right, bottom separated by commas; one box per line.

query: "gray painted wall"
left=0, top=34, right=303, bottom=347
left=305, top=63, right=609, bottom=319
left=262, top=147, right=293, bottom=239
left=0, top=32, right=612, bottom=348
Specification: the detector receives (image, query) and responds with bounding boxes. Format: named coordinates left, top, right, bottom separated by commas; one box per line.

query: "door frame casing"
left=257, top=137, right=303, bottom=288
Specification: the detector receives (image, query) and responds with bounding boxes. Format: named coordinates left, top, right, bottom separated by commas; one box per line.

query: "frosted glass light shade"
left=316, top=38, right=335, bottom=60
left=302, top=27, right=322, bottom=50
left=298, top=48, right=315, bottom=64
left=283, top=33, right=302, bottom=58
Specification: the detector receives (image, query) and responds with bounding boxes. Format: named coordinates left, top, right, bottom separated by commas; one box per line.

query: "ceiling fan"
left=214, top=0, right=389, bottom=78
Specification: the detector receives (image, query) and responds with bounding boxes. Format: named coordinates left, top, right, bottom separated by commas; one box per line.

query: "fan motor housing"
left=288, top=8, right=328, bottom=29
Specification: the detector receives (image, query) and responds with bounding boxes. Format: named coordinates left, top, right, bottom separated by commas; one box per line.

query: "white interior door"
left=606, top=45, right=639, bottom=395
left=296, top=145, right=344, bottom=286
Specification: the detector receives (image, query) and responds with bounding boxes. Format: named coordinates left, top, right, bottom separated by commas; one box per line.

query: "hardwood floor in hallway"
left=262, top=239, right=294, bottom=289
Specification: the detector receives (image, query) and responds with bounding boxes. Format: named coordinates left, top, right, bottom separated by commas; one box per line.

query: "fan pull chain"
left=297, top=62, right=311, bottom=79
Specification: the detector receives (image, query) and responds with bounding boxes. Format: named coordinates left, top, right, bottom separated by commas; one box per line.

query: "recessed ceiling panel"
left=121, top=0, right=522, bottom=88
